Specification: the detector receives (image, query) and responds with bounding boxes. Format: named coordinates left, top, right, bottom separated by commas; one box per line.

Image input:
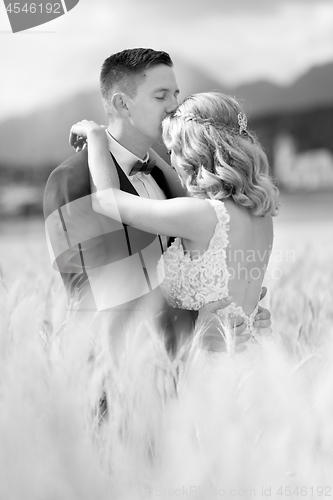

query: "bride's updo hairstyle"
left=162, top=92, right=279, bottom=216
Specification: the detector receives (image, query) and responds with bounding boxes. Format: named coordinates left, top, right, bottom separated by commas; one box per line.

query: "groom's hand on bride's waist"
left=198, top=296, right=249, bottom=342
left=254, top=287, right=272, bottom=335
left=197, top=297, right=250, bottom=352
left=198, top=288, right=272, bottom=339
left=253, top=307, right=271, bottom=330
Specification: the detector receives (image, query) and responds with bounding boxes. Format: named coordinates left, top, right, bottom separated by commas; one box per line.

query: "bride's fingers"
left=69, top=124, right=84, bottom=146
left=69, top=121, right=89, bottom=145
left=259, top=286, right=267, bottom=301
left=75, top=141, right=87, bottom=152
left=69, top=129, right=77, bottom=147
left=74, top=137, right=87, bottom=150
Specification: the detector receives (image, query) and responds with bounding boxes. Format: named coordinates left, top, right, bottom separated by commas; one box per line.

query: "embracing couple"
left=43, top=48, right=277, bottom=359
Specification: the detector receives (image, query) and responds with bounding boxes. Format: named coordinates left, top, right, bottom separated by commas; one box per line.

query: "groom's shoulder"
left=45, top=149, right=89, bottom=193
left=43, top=149, right=90, bottom=218
left=49, top=148, right=89, bottom=181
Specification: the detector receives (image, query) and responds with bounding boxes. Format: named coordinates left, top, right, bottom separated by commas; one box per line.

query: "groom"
left=43, top=48, right=271, bottom=353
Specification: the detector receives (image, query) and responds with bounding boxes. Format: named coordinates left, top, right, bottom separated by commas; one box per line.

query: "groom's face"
left=126, top=64, right=180, bottom=144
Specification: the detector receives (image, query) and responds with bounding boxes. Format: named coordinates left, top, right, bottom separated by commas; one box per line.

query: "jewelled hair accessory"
left=173, top=109, right=249, bottom=136
left=169, top=109, right=250, bottom=168
left=237, top=113, right=247, bottom=135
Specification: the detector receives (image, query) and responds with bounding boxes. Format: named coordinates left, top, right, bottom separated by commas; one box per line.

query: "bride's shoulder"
left=208, top=198, right=247, bottom=223
left=214, top=199, right=254, bottom=237
left=221, top=199, right=273, bottom=237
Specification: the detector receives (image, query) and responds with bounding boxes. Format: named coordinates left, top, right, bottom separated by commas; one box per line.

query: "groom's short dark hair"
left=100, top=48, right=173, bottom=104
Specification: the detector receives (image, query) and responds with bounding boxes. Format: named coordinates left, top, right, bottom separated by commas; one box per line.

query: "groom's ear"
left=111, top=93, right=129, bottom=115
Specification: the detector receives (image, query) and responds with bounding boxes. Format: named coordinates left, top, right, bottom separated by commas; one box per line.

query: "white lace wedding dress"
left=156, top=199, right=262, bottom=358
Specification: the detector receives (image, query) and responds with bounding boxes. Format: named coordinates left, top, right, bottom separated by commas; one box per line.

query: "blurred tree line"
left=0, top=163, right=55, bottom=185
left=0, top=163, right=55, bottom=217
left=0, top=104, right=332, bottom=217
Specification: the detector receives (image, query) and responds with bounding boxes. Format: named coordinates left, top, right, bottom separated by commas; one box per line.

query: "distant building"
left=250, top=104, right=333, bottom=191
left=274, top=134, right=333, bottom=190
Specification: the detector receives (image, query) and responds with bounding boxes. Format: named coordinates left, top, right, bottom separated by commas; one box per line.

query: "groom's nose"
left=166, top=95, right=178, bottom=114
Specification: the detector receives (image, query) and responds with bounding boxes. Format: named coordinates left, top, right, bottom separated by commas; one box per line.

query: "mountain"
left=0, top=61, right=333, bottom=167
left=234, top=62, right=333, bottom=117
left=0, top=91, right=106, bottom=167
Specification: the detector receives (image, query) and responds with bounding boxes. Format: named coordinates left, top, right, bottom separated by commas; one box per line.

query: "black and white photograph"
left=0, top=1, right=333, bottom=498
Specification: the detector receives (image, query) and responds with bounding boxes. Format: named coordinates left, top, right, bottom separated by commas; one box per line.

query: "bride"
left=69, top=91, right=278, bottom=354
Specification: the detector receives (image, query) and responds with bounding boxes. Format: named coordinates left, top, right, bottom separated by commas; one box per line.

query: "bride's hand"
left=69, top=120, right=105, bottom=151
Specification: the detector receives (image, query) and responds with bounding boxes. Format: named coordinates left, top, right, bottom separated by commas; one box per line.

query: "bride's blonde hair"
left=162, top=92, right=279, bottom=216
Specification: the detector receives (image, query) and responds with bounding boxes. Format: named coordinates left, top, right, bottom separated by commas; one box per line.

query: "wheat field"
left=0, top=193, right=332, bottom=500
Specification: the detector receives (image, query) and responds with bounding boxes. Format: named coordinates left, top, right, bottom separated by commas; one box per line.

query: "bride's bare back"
left=223, top=199, right=273, bottom=316
left=179, top=198, right=273, bottom=317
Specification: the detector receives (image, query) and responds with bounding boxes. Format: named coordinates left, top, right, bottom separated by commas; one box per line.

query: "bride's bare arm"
left=69, top=120, right=215, bottom=242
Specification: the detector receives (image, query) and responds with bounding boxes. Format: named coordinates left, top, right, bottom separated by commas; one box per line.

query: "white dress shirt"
left=106, top=131, right=168, bottom=250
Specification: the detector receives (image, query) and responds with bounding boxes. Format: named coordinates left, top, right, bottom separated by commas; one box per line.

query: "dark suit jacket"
left=43, top=148, right=196, bottom=351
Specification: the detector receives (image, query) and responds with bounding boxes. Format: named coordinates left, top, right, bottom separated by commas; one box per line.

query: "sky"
left=0, top=0, right=333, bottom=121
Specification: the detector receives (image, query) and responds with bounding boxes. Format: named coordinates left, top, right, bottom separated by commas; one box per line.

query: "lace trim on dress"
left=156, top=199, right=260, bottom=339
left=157, top=199, right=231, bottom=310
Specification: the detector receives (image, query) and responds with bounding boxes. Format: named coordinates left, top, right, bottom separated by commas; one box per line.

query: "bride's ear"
left=111, top=93, right=129, bottom=116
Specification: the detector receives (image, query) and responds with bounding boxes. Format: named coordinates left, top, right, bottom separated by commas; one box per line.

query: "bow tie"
left=129, top=158, right=156, bottom=176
